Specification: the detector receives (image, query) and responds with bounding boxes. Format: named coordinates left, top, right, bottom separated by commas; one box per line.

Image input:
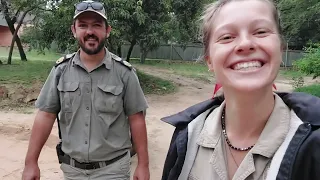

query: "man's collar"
left=72, top=48, right=112, bottom=70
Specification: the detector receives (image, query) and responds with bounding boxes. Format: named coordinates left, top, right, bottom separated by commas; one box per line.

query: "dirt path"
left=0, top=66, right=296, bottom=179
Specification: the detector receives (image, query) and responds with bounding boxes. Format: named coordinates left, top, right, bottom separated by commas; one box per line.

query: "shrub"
left=293, top=43, right=320, bottom=79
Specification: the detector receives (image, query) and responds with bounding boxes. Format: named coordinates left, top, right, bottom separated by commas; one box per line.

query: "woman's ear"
left=205, top=55, right=214, bottom=72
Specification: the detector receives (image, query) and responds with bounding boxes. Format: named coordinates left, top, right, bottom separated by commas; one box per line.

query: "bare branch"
left=14, top=6, right=22, bottom=19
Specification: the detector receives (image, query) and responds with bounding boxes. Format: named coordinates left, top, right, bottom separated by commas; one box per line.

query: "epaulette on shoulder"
left=54, top=53, right=76, bottom=67
left=110, top=52, right=132, bottom=70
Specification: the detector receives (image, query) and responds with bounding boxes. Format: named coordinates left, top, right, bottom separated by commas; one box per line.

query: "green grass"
left=0, top=59, right=54, bottom=86
left=137, top=70, right=176, bottom=95
left=0, top=58, right=175, bottom=94
left=279, top=68, right=305, bottom=79
left=0, top=47, right=61, bottom=61
left=294, top=84, right=320, bottom=98
left=130, top=58, right=213, bottom=82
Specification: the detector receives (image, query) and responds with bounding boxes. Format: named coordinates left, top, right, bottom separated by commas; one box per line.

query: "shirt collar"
left=251, top=93, right=290, bottom=158
left=72, top=48, right=113, bottom=70
left=197, top=93, right=291, bottom=159
left=197, top=101, right=226, bottom=148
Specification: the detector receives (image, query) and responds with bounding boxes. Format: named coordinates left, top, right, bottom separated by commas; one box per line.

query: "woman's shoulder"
left=277, top=92, right=320, bottom=125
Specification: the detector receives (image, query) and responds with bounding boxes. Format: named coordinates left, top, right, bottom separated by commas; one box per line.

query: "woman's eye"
left=219, top=35, right=234, bottom=42
left=254, top=29, right=268, bottom=35
left=222, top=36, right=232, bottom=40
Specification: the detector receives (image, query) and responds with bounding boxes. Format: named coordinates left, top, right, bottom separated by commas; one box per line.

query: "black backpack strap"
left=56, top=114, right=62, bottom=140
left=54, top=53, right=76, bottom=140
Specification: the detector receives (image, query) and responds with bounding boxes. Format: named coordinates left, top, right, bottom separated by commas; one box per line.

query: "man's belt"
left=59, top=152, right=127, bottom=170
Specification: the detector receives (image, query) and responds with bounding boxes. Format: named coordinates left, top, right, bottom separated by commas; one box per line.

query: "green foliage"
left=20, top=0, right=172, bottom=60
left=102, top=0, right=146, bottom=54
left=169, top=0, right=206, bottom=44
left=278, top=0, right=320, bottom=49
left=21, top=0, right=77, bottom=53
left=293, top=43, right=320, bottom=79
left=294, top=84, right=320, bottom=98
left=135, top=0, right=171, bottom=61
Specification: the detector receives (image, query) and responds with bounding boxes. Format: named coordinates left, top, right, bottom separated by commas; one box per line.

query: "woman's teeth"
left=232, top=61, right=262, bottom=71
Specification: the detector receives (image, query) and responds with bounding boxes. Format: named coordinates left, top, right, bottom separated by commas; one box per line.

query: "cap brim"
left=73, top=9, right=107, bottom=21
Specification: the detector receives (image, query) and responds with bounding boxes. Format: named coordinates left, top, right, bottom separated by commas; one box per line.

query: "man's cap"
left=73, top=0, right=107, bottom=21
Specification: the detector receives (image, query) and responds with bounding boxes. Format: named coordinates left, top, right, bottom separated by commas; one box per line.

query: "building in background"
left=0, top=16, right=12, bottom=47
left=0, top=14, right=33, bottom=47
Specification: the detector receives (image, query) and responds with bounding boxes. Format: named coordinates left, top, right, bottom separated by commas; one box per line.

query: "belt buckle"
left=84, top=163, right=96, bottom=169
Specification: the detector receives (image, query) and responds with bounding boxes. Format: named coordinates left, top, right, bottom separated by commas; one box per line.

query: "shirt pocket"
left=95, top=84, right=124, bottom=113
left=57, top=81, right=80, bottom=112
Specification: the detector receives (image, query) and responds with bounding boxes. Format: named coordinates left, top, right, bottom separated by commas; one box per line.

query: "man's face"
left=71, top=12, right=111, bottom=55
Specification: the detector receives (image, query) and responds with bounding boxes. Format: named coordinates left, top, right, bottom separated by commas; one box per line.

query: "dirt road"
left=0, top=66, right=295, bottom=180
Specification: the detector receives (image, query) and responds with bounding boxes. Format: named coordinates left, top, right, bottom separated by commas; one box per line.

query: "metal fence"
left=121, top=43, right=305, bottom=67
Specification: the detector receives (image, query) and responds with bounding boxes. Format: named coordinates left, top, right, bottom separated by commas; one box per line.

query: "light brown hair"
left=199, top=0, right=283, bottom=57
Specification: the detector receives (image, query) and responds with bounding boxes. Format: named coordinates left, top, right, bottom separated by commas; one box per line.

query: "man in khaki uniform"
left=22, top=1, right=149, bottom=180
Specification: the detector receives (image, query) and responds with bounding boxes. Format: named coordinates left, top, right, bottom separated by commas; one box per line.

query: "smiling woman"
left=161, top=0, right=320, bottom=180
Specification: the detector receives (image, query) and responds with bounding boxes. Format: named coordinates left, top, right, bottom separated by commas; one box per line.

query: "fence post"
left=170, top=43, right=172, bottom=60
left=285, top=42, right=288, bottom=68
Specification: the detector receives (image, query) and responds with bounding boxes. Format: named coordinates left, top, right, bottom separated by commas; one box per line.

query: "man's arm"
left=24, top=110, right=56, bottom=166
left=128, top=112, right=149, bottom=166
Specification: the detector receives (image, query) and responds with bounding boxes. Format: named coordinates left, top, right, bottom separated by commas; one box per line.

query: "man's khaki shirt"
left=35, top=49, right=148, bottom=163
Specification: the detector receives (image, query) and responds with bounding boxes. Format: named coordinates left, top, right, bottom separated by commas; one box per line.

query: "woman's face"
left=207, top=0, right=282, bottom=92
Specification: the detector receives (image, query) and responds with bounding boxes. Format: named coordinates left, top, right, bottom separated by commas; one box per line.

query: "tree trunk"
left=16, top=36, right=27, bottom=61
left=107, top=36, right=117, bottom=54
left=126, top=39, right=136, bottom=62
left=8, top=10, right=31, bottom=64
left=140, top=49, right=147, bottom=64
left=117, top=45, right=121, bottom=57
left=1, top=0, right=27, bottom=61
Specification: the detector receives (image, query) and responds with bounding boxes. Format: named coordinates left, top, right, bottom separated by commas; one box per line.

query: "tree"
left=0, top=0, right=27, bottom=63
left=168, top=0, right=206, bottom=44
left=21, top=0, right=145, bottom=60
left=133, top=0, right=171, bottom=63
left=21, top=0, right=168, bottom=63
left=278, top=0, right=320, bottom=50
left=102, top=0, right=145, bottom=60
left=21, top=0, right=81, bottom=54
left=0, top=0, right=59, bottom=64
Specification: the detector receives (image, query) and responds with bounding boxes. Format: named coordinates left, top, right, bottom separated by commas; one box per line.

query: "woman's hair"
left=199, top=0, right=283, bottom=57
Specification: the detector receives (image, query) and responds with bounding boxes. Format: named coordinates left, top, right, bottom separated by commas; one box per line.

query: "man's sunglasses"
left=75, top=2, right=104, bottom=11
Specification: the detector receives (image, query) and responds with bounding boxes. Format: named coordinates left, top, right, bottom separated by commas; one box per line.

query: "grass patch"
left=279, top=68, right=305, bottom=79
left=294, top=84, right=320, bottom=98
left=137, top=70, right=176, bottom=95
left=0, top=47, right=61, bottom=61
left=0, top=59, right=53, bottom=86
left=0, top=59, right=175, bottom=103
left=131, top=58, right=213, bottom=82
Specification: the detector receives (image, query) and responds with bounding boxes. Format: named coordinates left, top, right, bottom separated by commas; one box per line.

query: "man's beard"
left=78, top=35, right=106, bottom=55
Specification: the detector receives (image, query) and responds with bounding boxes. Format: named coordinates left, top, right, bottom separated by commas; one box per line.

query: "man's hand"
left=128, top=111, right=149, bottom=180
left=22, top=163, right=40, bottom=180
left=22, top=110, right=56, bottom=180
left=133, top=163, right=150, bottom=180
